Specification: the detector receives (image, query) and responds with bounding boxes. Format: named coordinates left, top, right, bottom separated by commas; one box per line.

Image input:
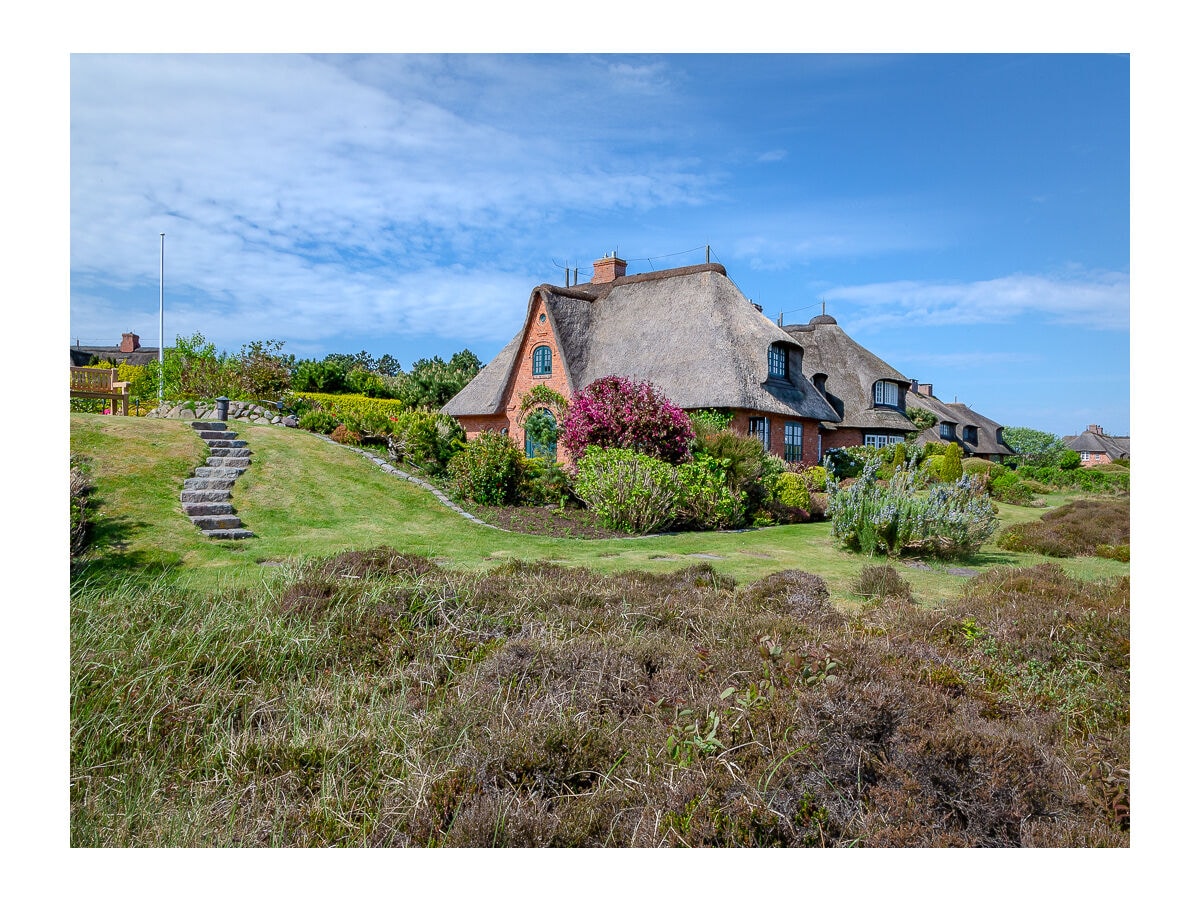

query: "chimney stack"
left=1087, top=424, right=1104, bottom=435
left=120, top=332, right=140, bottom=352
left=591, top=253, right=627, bottom=284
left=918, top=383, right=933, bottom=397
left=910, top=379, right=919, bottom=393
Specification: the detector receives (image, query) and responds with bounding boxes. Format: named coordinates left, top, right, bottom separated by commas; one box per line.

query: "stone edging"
left=312, top=434, right=500, bottom=530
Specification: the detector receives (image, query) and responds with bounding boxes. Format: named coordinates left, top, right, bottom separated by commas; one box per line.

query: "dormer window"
left=873, top=380, right=899, bottom=408
left=812, top=373, right=827, bottom=395
left=768, top=344, right=788, bottom=379
left=940, top=422, right=955, bottom=440
left=532, top=345, right=552, bottom=377
left=963, top=425, right=978, bottom=444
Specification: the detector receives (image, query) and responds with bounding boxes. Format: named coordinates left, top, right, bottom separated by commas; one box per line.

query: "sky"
left=69, top=52, right=1130, bottom=436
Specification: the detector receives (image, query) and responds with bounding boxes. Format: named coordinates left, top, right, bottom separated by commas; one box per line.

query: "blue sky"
left=69, top=53, right=1129, bottom=435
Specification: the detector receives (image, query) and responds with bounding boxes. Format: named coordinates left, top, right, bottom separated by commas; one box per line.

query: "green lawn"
left=70, top=413, right=1129, bottom=603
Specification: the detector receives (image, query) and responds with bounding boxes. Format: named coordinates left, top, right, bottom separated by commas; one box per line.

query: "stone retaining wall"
left=147, top=400, right=297, bottom=427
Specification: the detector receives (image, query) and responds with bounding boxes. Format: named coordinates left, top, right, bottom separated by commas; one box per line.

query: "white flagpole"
left=159, top=232, right=165, bottom=403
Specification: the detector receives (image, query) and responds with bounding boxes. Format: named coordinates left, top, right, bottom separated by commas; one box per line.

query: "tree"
left=237, top=339, right=291, bottom=401
left=403, top=350, right=483, bottom=409
left=560, top=376, right=695, bottom=464
left=1003, top=426, right=1067, bottom=468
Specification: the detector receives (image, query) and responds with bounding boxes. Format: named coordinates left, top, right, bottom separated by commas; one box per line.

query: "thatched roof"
left=783, top=315, right=913, bottom=432
left=1064, top=429, right=1129, bottom=459
left=905, top=390, right=1015, bottom=457
left=69, top=345, right=160, bottom=367
left=444, top=264, right=841, bottom=422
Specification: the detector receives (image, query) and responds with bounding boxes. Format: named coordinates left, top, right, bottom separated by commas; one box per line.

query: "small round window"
left=539, top=313, right=547, bottom=323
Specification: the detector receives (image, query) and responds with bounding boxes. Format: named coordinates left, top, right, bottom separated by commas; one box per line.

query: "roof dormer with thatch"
left=443, top=257, right=842, bottom=464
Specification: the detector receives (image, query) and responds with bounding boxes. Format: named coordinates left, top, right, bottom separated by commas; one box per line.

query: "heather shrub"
left=561, top=376, right=694, bottom=464
left=996, top=498, right=1129, bottom=558
left=330, top=424, right=362, bottom=445
left=70, top=454, right=94, bottom=559
left=1096, top=544, right=1130, bottom=562
left=852, top=564, right=914, bottom=603
left=573, top=447, right=680, bottom=534
left=447, top=431, right=525, bottom=506
left=829, top=460, right=998, bottom=559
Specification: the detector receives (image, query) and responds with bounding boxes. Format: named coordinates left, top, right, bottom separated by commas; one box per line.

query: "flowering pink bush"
left=560, top=376, right=695, bottom=464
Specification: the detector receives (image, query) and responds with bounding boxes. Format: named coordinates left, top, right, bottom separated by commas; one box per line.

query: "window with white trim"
left=768, top=344, right=788, bottom=379
left=749, top=416, right=770, bottom=452
left=1080, top=451, right=1091, bottom=461
left=784, top=421, right=803, bottom=462
left=873, top=380, right=899, bottom=407
left=864, top=433, right=904, bottom=449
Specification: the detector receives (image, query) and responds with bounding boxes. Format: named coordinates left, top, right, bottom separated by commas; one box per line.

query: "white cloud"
left=823, top=271, right=1130, bottom=331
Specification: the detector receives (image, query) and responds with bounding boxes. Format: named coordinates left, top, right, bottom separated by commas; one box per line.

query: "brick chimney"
left=591, top=253, right=627, bottom=285
left=120, top=332, right=141, bottom=352
left=910, top=379, right=919, bottom=393
left=917, top=383, right=933, bottom=397
left=1087, top=424, right=1104, bottom=435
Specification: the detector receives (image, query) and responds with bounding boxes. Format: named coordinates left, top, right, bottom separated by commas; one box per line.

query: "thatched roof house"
left=1064, top=424, right=1129, bottom=466
left=782, top=313, right=914, bottom=451
left=906, top=385, right=1014, bottom=460
left=70, top=333, right=159, bottom=367
left=444, top=256, right=840, bottom=464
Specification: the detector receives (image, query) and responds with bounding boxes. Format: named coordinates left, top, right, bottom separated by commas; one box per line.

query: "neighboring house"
left=442, top=255, right=841, bottom=465
left=905, top=384, right=1015, bottom=462
left=1064, top=424, right=1130, bottom=467
left=70, top=332, right=160, bottom=367
left=782, top=313, right=917, bottom=455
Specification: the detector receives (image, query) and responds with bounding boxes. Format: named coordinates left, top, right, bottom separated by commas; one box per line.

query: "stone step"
left=190, top=514, right=243, bottom=530
left=193, top=466, right=247, bottom=479
left=191, top=421, right=226, bottom=431
left=182, top=502, right=235, bottom=517
left=203, top=439, right=248, bottom=449
left=202, top=528, right=256, bottom=540
left=195, top=427, right=238, bottom=438
left=183, top=477, right=237, bottom=491
left=181, top=488, right=233, bottom=503
left=208, top=447, right=251, bottom=458
left=207, top=456, right=251, bottom=469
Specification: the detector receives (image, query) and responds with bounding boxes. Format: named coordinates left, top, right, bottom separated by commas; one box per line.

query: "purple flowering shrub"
left=560, top=376, right=695, bottom=464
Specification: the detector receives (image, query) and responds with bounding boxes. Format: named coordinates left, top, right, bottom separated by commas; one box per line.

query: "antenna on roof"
left=777, top=311, right=783, bottom=326
left=573, top=267, right=578, bottom=286
left=705, top=244, right=710, bottom=264
left=565, top=266, right=569, bottom=287
left=822, top=300, right=826, bottom=315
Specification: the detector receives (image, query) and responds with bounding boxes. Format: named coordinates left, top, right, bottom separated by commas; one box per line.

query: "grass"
left=69, top=413, right=1130, bottom=846
left=70, top=413, right=1128, bottom=604
left=71, top=548, right=1129, bottom=847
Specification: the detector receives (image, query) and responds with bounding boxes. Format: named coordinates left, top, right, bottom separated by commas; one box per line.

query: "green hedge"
left=294, top=391, right=411, bottom=423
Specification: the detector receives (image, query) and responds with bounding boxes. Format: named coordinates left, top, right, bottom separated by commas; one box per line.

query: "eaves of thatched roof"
left=784, top=318, right=912, bottom=432
left=444, top=263, right=841, bottom=423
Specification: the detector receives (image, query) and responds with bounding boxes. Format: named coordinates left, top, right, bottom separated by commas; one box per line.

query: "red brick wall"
left=821, top=427, right=865, bottom=453
left=728, top=409, right=825, bottom=467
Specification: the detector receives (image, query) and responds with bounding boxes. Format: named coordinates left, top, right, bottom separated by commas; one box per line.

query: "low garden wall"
left=146, top=400, right=297, bottom=426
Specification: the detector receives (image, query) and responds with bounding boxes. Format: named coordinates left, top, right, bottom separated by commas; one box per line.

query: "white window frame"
left=873, top=380, right=899, bottom=407
left=749, top=416, right=770, bottom=452
left=864, top=433, right=904, bottom=449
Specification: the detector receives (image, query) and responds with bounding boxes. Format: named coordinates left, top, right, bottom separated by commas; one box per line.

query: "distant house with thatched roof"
left=1064, top=424, right=1129, bottom=466
left=905, top=385, right=1014, bottom=461
left=443, top=255, right=841, bottom=464
left=70, top=332, right=160, bottom=368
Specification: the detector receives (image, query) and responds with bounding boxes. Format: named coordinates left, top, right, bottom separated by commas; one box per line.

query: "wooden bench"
left=70, top=366, right=130, bottom=415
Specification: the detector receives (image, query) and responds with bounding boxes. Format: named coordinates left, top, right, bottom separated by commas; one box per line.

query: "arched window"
left=768, top=343, right=789, bottom=379
left=873, top=380, right=899, bottom=407
left=524, top=408, right=558, bottom=459
left=532, top=345, right=552, bottom=377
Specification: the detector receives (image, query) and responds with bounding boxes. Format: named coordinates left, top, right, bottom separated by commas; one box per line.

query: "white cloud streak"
left=824, top=271, right=1129, bottom=331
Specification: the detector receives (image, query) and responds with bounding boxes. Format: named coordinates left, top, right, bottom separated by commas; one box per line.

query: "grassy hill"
left=69, top=413, right=1128, bottom=601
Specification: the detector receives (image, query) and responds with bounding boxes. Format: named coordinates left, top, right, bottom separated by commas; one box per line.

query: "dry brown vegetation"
left=997, top=498, right=1129, bottom=558
left=72, top=548, right=1128, bottom=847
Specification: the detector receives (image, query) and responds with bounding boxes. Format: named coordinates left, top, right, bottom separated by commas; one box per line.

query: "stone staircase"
left=181, top=421, right=255, bottom=539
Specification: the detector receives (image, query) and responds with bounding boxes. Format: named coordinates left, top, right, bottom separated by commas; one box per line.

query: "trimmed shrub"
left=775, top=472, right=811, bottom=512
left=573, top=447, right=680, bottom=534
left=447, top=431, right=525, bottom=506
left=560, top=376, right=694, bottom=464
left=294, top=391, right=411, bottom=424
left=935, top=442, right=963, bottom=483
